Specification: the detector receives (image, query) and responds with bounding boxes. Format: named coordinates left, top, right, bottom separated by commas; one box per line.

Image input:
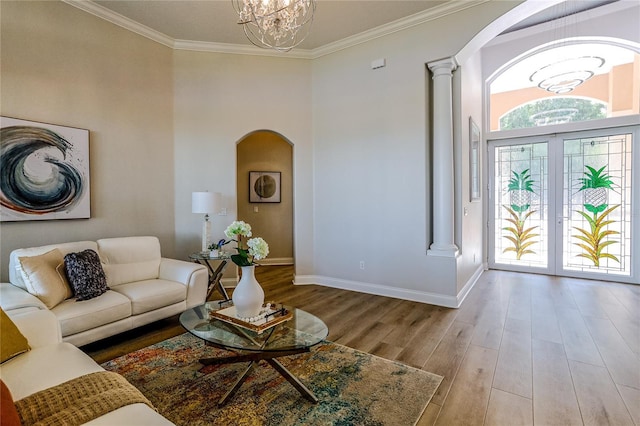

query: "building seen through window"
left=489, top=41, right=639, bottom=131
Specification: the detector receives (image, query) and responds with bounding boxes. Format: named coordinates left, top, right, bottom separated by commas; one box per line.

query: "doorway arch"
left=236, top=130, right=294, bottom=266
left=448, top=0, right=639, bottom=283
left=474, top=4, right=639, bottom=283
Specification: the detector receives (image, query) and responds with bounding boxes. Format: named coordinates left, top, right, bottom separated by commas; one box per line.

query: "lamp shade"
left=192, top=192, right=221, bottom=214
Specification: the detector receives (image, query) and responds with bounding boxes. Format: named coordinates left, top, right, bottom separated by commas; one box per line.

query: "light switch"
left=254, top=206, right=259, bottom=213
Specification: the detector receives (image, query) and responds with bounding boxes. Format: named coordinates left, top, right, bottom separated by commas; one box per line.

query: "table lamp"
left=192, top=191, right=221, bottom=252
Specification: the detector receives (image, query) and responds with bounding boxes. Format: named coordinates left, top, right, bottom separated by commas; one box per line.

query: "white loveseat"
left=1, top=236, right=208, bottom=347
left=0, top=308, right=173, bottom=424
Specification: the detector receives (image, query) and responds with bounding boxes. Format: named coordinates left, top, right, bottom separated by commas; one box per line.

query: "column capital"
left=427, top=57, right=458, bottom=77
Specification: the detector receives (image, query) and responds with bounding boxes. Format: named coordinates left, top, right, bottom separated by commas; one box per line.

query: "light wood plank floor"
left=82, top=266, right=640, bottom=425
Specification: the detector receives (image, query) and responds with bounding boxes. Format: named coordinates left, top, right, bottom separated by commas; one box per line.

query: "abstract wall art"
left=0, top=117, right=90, bottom=221
left=249, top=171, right=281, bottom=203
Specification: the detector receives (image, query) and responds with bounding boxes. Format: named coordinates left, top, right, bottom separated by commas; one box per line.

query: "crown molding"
left=309, top=0, right=489, bottom=59
left=173, top=40, right=313, bottom=59
left=62, top=0, right=175, bottom=48
left=64, top=0, right=488, bottom=59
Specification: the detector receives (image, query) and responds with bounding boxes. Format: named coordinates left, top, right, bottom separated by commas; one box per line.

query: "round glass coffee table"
left=180, top=301, right=328, bottom=406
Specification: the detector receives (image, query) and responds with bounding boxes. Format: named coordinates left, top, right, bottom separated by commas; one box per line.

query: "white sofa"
left=0, top=308, right=173, bottom=424
left=0, top=236, right=208, bottom=347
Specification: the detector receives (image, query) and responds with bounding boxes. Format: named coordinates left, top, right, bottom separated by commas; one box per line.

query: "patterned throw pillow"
left=64, top=249, right=109, bottom=301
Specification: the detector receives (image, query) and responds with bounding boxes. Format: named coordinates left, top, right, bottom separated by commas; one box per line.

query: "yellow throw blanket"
left=15, top=371, right=156, bottom=426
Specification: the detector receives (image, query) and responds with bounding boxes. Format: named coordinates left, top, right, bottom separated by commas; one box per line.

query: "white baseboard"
left=258, top=257, right=294, bottom=266
left=224, top=264, right=483, bottom=307
left=294, top=275, right=459, bottom=308
left=294, top=265, right=484, bottom=309
left=456, top=264, right=484, bottom=306
left=221, top=277, right=237, bottom=288
left=219, top=258, right=294, bottom=289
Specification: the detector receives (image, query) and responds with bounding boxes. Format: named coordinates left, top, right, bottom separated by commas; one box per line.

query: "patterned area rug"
left=102, top=333, right=442, bottom=426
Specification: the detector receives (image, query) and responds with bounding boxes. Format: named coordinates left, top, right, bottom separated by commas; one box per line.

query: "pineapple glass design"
left=573, top=165, right=619, bottom=266
left=503, top=169, right=539, bottom=260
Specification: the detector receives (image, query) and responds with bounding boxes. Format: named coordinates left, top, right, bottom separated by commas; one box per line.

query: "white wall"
left=172, top=51, right=314, bottom=273
left=307, top=1, right=518, bottom=306
left=0, top=1, right=174, bottom=281
left=455, top=49, right=485, bottom=293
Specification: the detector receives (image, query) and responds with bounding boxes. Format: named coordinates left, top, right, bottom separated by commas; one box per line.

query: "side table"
left=189, top=253, right=230, bottom=301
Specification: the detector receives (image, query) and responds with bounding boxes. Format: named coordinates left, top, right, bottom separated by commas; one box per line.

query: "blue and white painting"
left=0, top=117, right=90, bottom=221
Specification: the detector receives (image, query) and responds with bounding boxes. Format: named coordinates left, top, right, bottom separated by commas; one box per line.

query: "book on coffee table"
left=210, top=303, right=293, bottom=334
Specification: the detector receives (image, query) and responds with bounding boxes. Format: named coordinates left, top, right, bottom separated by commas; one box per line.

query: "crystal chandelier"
left=529, top=56, right=605, bottom=94
left=233, top=0, right=316, bottom=52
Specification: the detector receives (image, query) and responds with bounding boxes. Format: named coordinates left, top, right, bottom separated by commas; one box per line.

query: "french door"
left=488, top=126, right=637, bottom=283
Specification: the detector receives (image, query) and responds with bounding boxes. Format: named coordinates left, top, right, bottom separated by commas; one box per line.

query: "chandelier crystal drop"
left=233, top=0, right=316, bottom=52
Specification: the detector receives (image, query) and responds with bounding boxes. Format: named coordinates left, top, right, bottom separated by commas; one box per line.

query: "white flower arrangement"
left=224, top=220, right=252, bottom=240
left=247, top=237, right=269, bottom=260
left=224, top=220, right=269, bottom=266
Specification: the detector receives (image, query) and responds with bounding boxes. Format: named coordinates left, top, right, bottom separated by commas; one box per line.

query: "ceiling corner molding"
left=63, top=0, right=490, bottom=59
left=173, top=40, right=314, bottom=59
left=62, top=0, right=175, bottom=48
left=310, top=0, right=491, bottom=59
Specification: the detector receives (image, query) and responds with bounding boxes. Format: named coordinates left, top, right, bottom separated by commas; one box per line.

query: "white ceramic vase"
left=232, top=265, right=264, bottom=318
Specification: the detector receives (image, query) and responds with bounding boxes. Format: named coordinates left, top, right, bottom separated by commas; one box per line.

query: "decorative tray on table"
left=209, top=302, right=293, bottom=334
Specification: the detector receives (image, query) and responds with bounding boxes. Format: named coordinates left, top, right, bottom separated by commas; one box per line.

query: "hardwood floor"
left=81, top=266, right=640, bottom=425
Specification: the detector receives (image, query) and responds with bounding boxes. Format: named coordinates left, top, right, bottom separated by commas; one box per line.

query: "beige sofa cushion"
left=10, top=242, right=98, bottom=290
left=0, top=343, right=104, bottom=401
left=110, top=279, right=186, bottom=315
left=52, top=291, right=131, bottom=337
left=97, top=237, right=161, bottom=287
left=17, top=249, right=73, bottom=308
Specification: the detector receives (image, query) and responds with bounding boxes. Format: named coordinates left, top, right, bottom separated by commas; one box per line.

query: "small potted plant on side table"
left=208, top=239, right=229, bottom=258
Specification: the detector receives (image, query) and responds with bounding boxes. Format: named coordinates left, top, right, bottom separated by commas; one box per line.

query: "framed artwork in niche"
left=249, top=171, right=281, bottom=203
left=0, top=116, right=90, bottom=221
left=469, top=117, right=481, bottom=202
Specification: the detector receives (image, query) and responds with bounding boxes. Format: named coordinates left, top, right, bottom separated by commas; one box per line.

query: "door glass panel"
left=563, top=134, right=632, bottom=276
left=494, top=142, right=548, bottom=268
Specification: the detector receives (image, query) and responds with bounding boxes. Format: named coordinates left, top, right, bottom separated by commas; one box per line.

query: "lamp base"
left=202, top=214, right=211, bottom=252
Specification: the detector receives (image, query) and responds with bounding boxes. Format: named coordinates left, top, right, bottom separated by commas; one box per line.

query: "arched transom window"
left=489, top=40, right=639, bottom=132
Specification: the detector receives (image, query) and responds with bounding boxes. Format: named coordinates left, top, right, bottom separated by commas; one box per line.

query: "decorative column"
left=427, top=58, right=459, bottom=257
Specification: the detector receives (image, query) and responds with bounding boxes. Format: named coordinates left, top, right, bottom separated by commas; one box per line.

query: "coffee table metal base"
left=200, top=346, right=318, bottom=407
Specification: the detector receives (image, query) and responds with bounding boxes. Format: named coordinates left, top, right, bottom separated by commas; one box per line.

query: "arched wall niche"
left=235, top=130, right=294, bottom=265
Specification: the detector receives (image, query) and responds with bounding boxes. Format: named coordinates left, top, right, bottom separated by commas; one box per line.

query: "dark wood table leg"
left=218, top=361, right=255, bottom=407
left=200, top=347, right=317, bottom=405
left=267, top=358, right=318, bottom=403
left=199, top=348, right=308, bottom=365
left=209, top=261, right=229, bottom=301
left=194, top=258, right=229, bottom=301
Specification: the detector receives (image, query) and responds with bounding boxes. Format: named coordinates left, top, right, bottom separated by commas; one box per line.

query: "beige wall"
left=171, top=50, right=313, bottom=274
left=237, top=132, right=293, bottom=263
left=0, top=1, right=174, bottom=281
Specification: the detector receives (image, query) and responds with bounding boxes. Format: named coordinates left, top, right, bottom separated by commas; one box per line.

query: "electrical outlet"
left=359, top=261, right=365, bottom=270
left=218, top=208, right=227, bottom=216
